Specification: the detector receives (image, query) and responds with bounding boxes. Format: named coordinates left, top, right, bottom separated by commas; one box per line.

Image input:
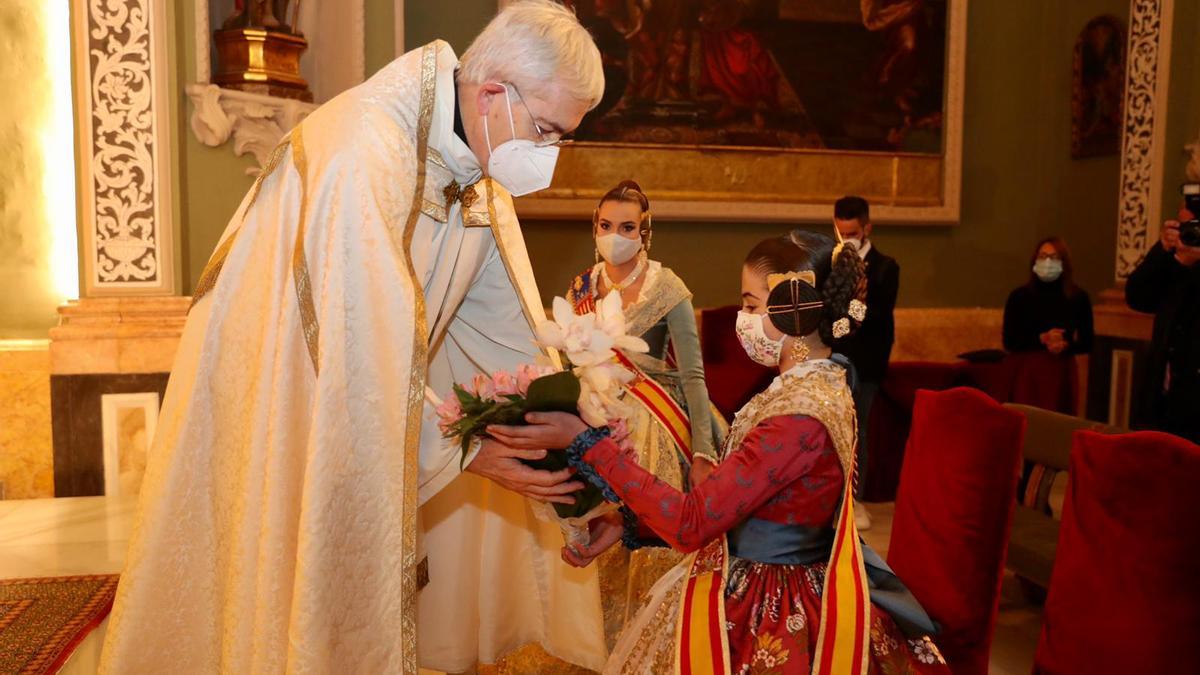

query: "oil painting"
left=511, top=0, right=967, bottom=223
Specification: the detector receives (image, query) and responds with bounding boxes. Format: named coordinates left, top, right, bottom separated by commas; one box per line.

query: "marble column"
left=53, top=0, right=186, bottom=497
left=1088, top=0, right=1175, bottom=428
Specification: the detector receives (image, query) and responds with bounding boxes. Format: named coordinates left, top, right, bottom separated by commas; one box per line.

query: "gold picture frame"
left=507, top=0, right=968, bottom=225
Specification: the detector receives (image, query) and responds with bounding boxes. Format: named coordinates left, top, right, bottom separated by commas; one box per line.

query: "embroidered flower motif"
left=750, top=634, right=790, bottom=673
left=871, top=623, right=898, bottom=656
left=786, top=612, right=806, bottom=634
left=911, top=637, right=943, bottom=664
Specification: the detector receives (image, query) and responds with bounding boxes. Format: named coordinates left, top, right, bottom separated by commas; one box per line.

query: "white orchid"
left=535, top=293, right=648, bottom=426
left=536, top=293, right=648, bottom=365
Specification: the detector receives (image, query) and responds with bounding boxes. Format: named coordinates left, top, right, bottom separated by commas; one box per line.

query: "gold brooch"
left=832, top=317, right=851, bottom=339
left=848, top=299, right=867, bottom=322
left=443, top=180, right=479, bottom=210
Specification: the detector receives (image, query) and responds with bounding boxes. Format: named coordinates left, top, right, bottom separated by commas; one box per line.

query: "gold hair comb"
left=767, top=271, right=816, bottom=291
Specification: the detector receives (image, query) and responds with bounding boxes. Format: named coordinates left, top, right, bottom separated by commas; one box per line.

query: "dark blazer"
left=1125, top=243, right=1200, bottom=442
left=836, top=245, right=900, bottom=384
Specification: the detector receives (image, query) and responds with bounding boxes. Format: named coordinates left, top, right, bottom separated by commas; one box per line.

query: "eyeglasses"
left=506, top=82, right=574, bottom=148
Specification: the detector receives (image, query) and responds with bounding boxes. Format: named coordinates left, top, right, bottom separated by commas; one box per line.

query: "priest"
left=99, top=2, right=608, bottom=672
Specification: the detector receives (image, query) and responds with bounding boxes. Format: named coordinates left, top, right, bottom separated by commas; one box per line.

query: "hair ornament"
left=767, top=271, right=816, bottom=291
left=848, top=299, right=867, bottom=323
left=832, top=317, right=851, bottom=339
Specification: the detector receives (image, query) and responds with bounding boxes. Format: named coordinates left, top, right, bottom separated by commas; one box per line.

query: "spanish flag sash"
left=812, top=479, right=871, bottom=675
left=612, top=349, right=693, bottom=459
left=675, top=537, right=731, bottom=675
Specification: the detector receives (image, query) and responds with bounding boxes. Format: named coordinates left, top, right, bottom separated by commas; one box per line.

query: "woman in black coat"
left=1003, top=237, right=1094, bottom=356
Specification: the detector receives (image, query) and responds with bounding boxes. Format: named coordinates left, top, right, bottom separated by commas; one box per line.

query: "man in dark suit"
left=833, top=196, right=900, bottom=529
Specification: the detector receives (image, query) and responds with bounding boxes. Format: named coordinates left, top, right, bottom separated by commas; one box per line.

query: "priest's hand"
left=467, top=439, right=584, bottom=505
left=487, top=412, right=590, bottom=451
left=562, top=512, right=625, bottom=568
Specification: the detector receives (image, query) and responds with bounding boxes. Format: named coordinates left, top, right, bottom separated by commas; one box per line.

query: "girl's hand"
left=488, top=412, right=590, bottom=451
left=562, top=512, right=625, bottom=568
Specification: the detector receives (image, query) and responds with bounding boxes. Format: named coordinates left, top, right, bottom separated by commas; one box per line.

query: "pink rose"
left=435, top=395, right=462, bottom=434
left=515, top=363, right=541, bottom=395
left=471, top=373, right=494, bottom=400
left=491, top=371, right=519, bottom=398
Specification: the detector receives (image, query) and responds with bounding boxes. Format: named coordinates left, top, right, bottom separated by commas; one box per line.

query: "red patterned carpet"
left=0, top=575, right=118, bottom=675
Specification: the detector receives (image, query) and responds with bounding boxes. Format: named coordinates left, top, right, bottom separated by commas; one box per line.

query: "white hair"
left=459, top=0, right=604, bottom=109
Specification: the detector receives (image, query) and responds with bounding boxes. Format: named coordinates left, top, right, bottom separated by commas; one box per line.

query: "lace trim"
left=625, top=267, right=691, bottom=338
left=566, top=427, right=621, bottom=504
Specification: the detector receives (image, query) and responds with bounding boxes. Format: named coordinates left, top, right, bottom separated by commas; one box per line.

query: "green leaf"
left=525, top=371, right=581, bottom=414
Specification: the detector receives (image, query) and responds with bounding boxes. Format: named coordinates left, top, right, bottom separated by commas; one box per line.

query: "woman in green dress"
left=565, top=179, right=725, bottom=649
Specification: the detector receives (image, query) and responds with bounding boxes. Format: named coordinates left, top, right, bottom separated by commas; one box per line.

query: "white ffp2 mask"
left=483, top=86, right=559, bottom=197
left=596, top=233, right=642, bottom=265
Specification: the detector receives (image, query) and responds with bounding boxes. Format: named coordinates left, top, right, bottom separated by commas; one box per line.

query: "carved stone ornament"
left=74, top=0, right=175, bottom=294
left=1115, top=0, right=1173, bottom=280
left=186, top=83, right=316, bottom=175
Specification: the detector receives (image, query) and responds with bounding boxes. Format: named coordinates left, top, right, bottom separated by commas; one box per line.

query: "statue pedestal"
left=48, top=297, right=190, bottom=498
left=214, top=28, right=312, bottom=102
left=1087, top=287, right=1154, bottom=428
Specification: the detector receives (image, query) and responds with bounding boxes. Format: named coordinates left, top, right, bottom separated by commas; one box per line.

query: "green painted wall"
left=1162, top=1, right=1200, bottom=223
left=177, top=0, right=1158, bottom=312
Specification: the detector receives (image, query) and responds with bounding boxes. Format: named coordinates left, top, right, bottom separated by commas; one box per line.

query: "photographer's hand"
left=1162, top=220, right=1181, bottom=252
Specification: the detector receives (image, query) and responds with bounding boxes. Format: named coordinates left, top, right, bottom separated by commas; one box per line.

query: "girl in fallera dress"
left=491, top=229, right=948, bottom=675
left=566, top=179, right=726, bottom=649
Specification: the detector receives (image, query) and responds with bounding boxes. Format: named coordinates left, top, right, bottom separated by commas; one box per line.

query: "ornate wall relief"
left=189, top=0, right=371, bottom=173
left=1115, top=0, right=1175, bottom=281
left=73, top=0, right=176, bottom=295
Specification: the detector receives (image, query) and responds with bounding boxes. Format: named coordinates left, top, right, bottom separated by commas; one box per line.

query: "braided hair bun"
left=744, top=230, right=868, bottom=344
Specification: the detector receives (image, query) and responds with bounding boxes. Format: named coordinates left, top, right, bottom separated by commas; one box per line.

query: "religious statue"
left=214, top=0, right=312, bottom=101
left=222, top=0, right=301, bottom=33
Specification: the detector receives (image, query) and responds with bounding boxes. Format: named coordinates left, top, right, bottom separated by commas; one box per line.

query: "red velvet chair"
left=887, top=387, right=1026, bottom=675
left=699, top=305, right=775, bottom=422
left=1033, top=431, right=1200, bottom=675
left=861, top=361, right=967, bottom=501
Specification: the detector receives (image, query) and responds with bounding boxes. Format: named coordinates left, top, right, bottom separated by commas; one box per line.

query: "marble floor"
left=0, top=497, right=1044, bottom=674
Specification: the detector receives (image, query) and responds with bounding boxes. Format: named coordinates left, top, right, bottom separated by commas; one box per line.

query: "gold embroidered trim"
left=290, top=128, right=320, bottom=375
left=399, top=41, right=439, bottom=675
left=420, top=198, right=448, bottom=222
left=724, top=361, right=858, bottom=476
left=463, top=210, right=491, bottom=227
left=189, top=135, right=293, bottom=310
left=427, top=147, right=450, bottom=170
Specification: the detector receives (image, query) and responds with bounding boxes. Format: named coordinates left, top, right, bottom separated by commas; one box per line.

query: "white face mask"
left=483, top=85, right=560, bottom=197
left=596, top=233, right=642, bottom=265
left=1033, top=258, right=1064, bottom=282
left=843, top=237, right=863, bottom=251
left=736, top=311, right=785, bottom=367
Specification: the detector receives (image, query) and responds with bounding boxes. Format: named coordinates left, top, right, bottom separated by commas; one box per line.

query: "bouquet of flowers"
left=435, top=292, right=647, bottom=544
